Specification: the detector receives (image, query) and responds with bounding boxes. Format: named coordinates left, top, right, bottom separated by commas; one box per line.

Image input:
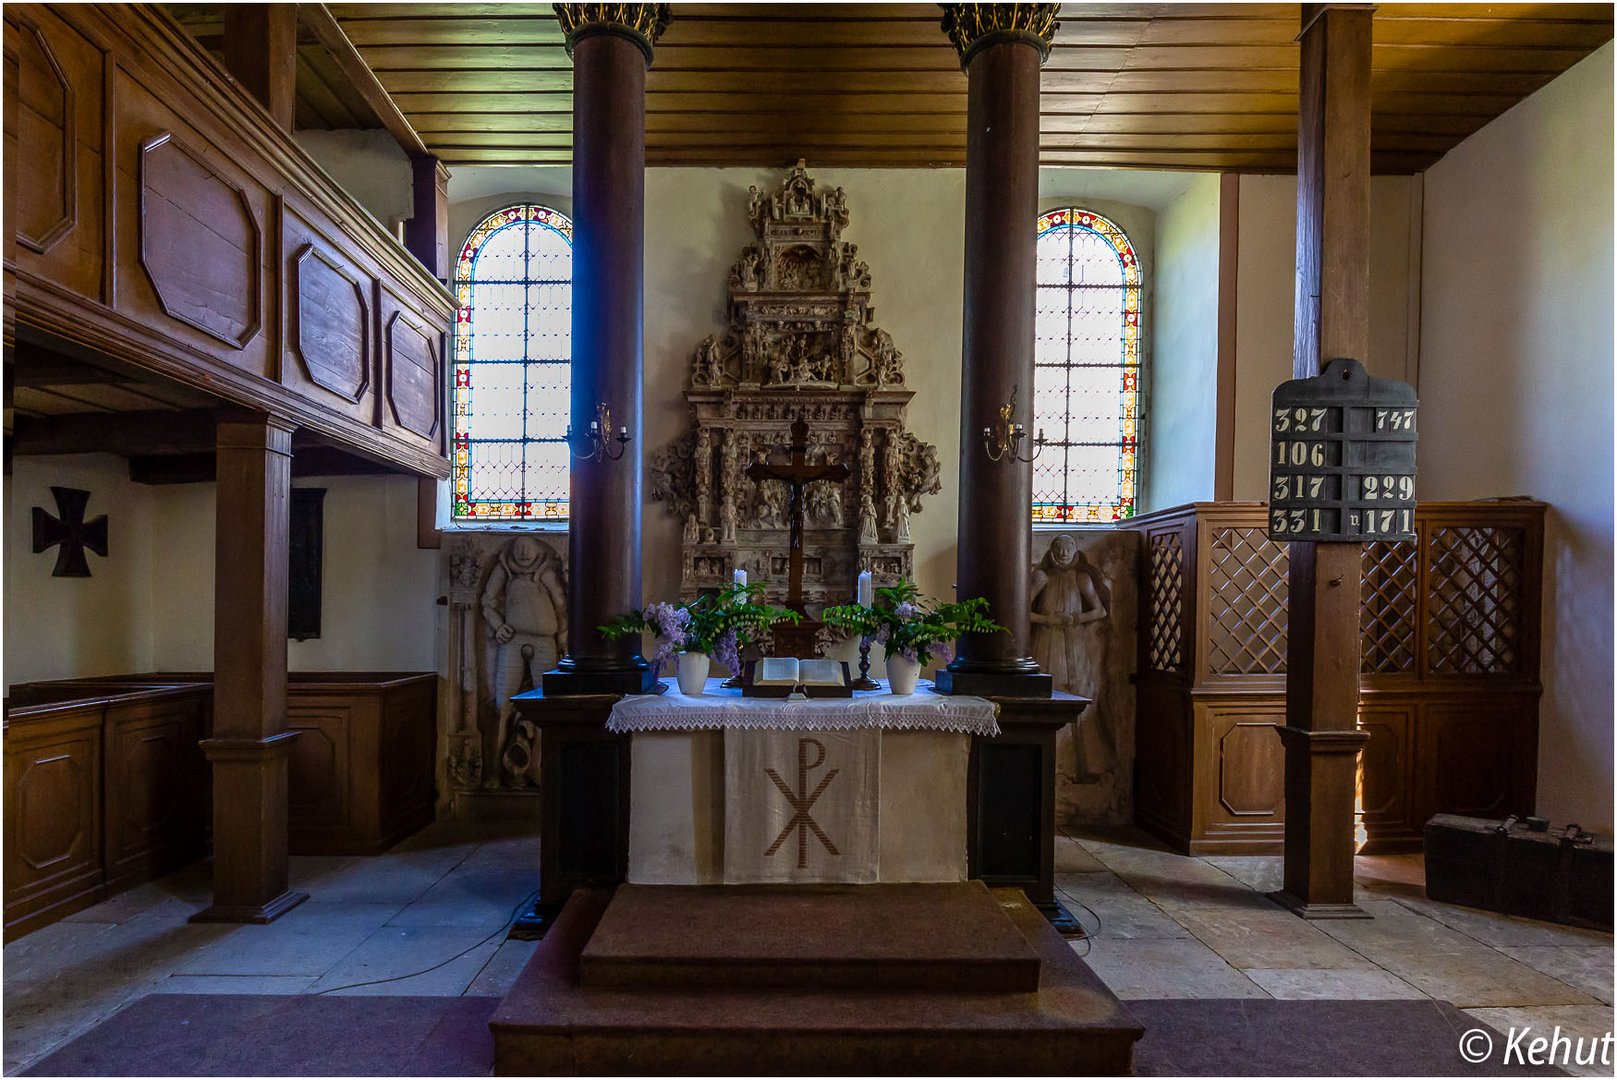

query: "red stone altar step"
left=488, top=882, right=1144, bottom=1076
left=582, top=882, right=1041, bottom=993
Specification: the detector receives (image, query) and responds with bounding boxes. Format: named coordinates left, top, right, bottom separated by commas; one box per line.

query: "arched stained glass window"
left=1032, top=207, right=1141, bottom=523
left=451, top=203, right=573, bottom=521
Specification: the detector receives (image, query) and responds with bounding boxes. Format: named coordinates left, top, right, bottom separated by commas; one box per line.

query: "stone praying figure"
left=1030, top=535, right=1113, bottom=782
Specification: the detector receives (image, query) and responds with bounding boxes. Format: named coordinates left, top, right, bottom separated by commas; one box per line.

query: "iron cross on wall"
left=32, top=487, right=109, bottom=578
left=745, top=417, right=850, bottom=613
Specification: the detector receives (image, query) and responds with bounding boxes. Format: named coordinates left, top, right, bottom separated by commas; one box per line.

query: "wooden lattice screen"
left=1135, top=501, right=1544, bottom=685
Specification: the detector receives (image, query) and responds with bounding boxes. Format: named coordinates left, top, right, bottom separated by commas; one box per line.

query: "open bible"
left=742, top=658, right=853, bottom=698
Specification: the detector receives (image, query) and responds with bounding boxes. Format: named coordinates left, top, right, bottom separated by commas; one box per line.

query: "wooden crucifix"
left=746, top=418, right=849, bottom=616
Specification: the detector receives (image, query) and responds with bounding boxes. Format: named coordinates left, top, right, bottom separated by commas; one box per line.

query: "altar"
left=608, top=678, right=999, bottom=886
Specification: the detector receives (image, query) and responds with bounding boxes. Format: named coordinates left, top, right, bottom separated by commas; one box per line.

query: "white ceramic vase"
left=886, top=654, right=920, bottom=695
left=676, top=651, right=711, bottom=696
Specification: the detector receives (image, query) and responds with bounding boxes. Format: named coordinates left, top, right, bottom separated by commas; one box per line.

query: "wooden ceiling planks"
left=276, top=3, right=1612, bottom=171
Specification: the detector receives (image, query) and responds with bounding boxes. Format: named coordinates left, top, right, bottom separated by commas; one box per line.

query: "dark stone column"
left=934, top=5, right=1056, bottom=699
left=542, top=4, right=670, bottom=697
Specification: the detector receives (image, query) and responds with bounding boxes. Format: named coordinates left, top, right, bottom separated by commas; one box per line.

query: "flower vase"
left=676, top=651, right=711, bottom=696
left=886, top=654, right=920, bottom=695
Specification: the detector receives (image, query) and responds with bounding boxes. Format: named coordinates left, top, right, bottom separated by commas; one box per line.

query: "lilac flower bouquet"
left=822, top=581, right=1003, bottom=668
left=599, top=583, right=800, bottom=676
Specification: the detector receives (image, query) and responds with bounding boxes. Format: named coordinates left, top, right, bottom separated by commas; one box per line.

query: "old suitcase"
left=1424, top=814, right=1613, bottom=931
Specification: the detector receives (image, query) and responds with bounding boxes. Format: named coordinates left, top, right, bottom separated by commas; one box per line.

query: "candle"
left=734, top=568, right=747, bottom=587
left=857, top=570, right=873, bottom=607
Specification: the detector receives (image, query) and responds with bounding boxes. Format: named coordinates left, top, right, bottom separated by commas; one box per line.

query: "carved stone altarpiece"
left=652, top=162, right=939, bottom=616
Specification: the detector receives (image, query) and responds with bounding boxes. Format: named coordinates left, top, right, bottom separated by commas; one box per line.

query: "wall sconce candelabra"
left=981, top=385, right=1045, bottom=463
left=566, top=402, right=632, bottom=462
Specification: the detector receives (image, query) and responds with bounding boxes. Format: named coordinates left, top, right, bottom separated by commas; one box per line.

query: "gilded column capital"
left=939, top=3, right=1059, bottom=68
left=553, top=3, right=673, bottom=63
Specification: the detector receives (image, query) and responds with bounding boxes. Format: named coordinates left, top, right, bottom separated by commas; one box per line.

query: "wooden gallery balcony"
left=4, top=2, right=453, bottom=478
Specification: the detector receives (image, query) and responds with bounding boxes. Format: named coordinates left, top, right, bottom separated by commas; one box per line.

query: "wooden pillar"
left=192, top=411, right=308, bottom=924
left=405, top=154, right=451, bottom=281
left=1273, top=4, right=1374, bottom=920
left=542, top=4, right=669, bottom=697
left=221, top=4, right=297, bottom=133
left=934, top=5, right=1056, bottom=699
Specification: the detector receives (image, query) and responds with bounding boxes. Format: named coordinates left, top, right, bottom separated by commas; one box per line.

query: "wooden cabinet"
left=4, top=685, right=208, bottom=940
left=1128, top=501, right=1544, bottom=855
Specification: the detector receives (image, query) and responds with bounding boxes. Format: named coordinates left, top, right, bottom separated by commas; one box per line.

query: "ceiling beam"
left=11, top=409, right=222, bottom=458
left=298, top=3, right=429, bottom=158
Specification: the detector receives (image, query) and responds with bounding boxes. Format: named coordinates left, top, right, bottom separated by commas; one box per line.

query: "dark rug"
left=23, top=993, right=1567, bottom=1076
left=1130, top=998, right=1567, bottom=1077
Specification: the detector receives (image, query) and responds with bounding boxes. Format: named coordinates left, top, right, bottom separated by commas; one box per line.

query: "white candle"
left=857, top=570, right=873, bottom=607
left=734, top=568, right=747, bottom=587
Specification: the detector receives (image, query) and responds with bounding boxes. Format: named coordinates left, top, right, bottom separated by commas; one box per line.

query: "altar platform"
left=488, top=880, right=1144, bottom=1075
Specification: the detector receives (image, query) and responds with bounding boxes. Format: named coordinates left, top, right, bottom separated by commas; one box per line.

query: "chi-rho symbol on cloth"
left=725, top=728, right=879, bottom=884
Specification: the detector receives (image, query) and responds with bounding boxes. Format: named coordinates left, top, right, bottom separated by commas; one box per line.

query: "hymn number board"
left=1269, top=358, right=1418, bottom=543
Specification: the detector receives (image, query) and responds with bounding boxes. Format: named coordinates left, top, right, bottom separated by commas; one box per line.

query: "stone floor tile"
left=306, top=924, right=502, bottom=996
left=466, top=938, right=540, bottom=996
left=287, top=854, right=366, bottom=893
left=174, top=901, right=402, bottom=977
left=1373, top=946, right=1599, bottom=1009
left=386, top=866, right=537, bottom=931
left=1054, top=835, right=1108, bottom=873
left=1244, top=966, right=1428, bottom=1000
left=2, top=919, right=117, bottom=978
left=1499, top=947, right=1615, bottom=1004
left=298, top=852, right=463, bottom=907
left=1465, top=1004, right=1617, bottom=1077
left=1079, top=936, right=1271, bottom=1000
left=1057, top=871, right=1195, bottom=940
left=1395, top=895, right=1616, bottom=949
left=156, top=974, right=317, bottom=994
left=1177, top=909, right=1378, bottom=970
left=1318, top=897, right=1489, bottom=955
left=460, top=832, right=542, bottom=869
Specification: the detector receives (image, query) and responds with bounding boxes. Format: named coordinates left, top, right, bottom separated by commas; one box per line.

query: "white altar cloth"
left=621, top=679, right=995, bottom=886
left=607, top=678, right=1000, bottom=736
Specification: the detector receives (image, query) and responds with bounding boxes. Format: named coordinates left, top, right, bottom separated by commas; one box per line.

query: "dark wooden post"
left=405, top=154, right=451, bottom=280
left=193, top=411, right=308, bottom=924
left=934, top=5, right=1055, bottom=699
left=221, top=4, right=297, bottom=133
left=1272, top=3, right=1374, bottom=920
left=541, top=3, right=670, bottom=697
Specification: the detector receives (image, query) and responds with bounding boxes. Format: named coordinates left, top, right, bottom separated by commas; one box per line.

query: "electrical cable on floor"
left=1055, top=882, right=1101, bottom=956
left=311, top=887, right=540, bottom=996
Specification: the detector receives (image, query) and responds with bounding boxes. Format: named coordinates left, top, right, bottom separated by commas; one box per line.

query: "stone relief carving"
left=650, top=161, right=938, bottom=612
left=1031, top=530, right=1139, bottom=827
left=439, top=534, right=569, bottom=805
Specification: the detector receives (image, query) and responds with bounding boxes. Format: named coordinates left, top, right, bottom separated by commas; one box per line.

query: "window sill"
left=442, top=520, right=569, bottom=535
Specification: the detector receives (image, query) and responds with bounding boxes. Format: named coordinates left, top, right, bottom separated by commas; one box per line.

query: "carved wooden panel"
left=287, top=707, right=349, bottom=828
left=1216, top=719, right=1284, bottom=818
left=3, top=707, right=104, bottom=939
left=138, top=133, right=261, bottom=349
left=1424, top=702, right=1520, bottom=819
left=5, top=8, right=105, bottom=301
left=385, top=309, right=441, bottom=441
left=378, top=681, right=435, bottom=827
left=1146, top=527, right=1186, bottom=673
left=11, top=17, right=74, bottom=254
left=1356, top=704, right=1412, bottom=829
left=293, top=244, right=370, bottom=402
left=103, top=698, right=206, bottom=891
left=1205, top=527, right=1289, bottom=676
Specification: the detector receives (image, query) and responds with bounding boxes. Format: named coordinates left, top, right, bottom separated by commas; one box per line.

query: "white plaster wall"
left=1145, top=173, right=1222, bottom=511
left=1231, top=174, right=1422, bottom=501
left=4, top=455, right=156, bottom=685
left=1417, top=44, right=1614, bottom=829
left=143, top=474, right=440, bottom=673
left=294, top=129, right=414, bottom=232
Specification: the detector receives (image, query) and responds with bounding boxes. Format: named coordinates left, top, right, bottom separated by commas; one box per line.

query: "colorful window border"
left=1031, top=206, right=1141, bottom=523
left=451, top=203, right=573, bottom=521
